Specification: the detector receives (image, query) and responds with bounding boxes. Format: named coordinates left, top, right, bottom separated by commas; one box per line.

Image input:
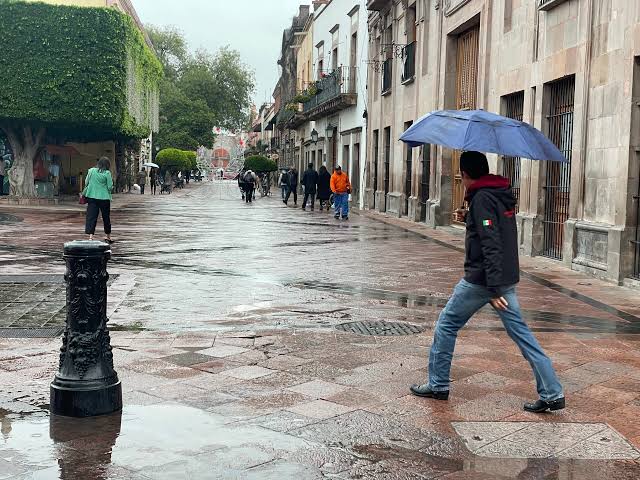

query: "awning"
left=45, top=145, right=81, bottom=157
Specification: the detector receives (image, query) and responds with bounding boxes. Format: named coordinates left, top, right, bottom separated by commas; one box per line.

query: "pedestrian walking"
left=284, top=167, right=298, bottom=206
left=243, top=169, right=257, bottom=203
left=317, top=165, right=331, bottom=211
left=83, top=157, right=114, bottom=243
left=301, top=163, right=318, bottom=211
left=330, top=165, right=351, bottom=220
left=150, top=168, right=158, bottom=195
left=278, top=169, right=289, bottom=200
left=410, top=151, right=565, bottom=413
left=163, top=170, right=172, bottom=194
left=136, top=168, right=147, bottom=195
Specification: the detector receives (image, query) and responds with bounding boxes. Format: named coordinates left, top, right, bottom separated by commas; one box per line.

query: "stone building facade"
left=364, top=0, right=640, bottom=286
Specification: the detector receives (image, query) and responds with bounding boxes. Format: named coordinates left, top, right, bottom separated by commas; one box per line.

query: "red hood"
left=465, top=174, right=510, bottom=201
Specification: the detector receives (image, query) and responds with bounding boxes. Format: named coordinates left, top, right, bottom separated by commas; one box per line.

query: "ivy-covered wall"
left=0, top=1, right=162, bottom=140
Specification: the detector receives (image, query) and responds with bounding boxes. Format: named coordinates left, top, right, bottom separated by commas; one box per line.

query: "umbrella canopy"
left=142, top=162, right=159, bottom=169
left=400, top=109, right=567, bottom=162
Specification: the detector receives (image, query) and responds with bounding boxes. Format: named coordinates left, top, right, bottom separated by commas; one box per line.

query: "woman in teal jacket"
left=83, top=157, right=114, bottom=242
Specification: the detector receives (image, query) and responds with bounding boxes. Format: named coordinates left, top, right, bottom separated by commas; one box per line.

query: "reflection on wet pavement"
left=1, top=182, right=640, bottom=479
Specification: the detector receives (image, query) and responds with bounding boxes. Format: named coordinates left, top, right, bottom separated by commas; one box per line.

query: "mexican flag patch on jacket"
left=482, top=219, right=493, bottom=227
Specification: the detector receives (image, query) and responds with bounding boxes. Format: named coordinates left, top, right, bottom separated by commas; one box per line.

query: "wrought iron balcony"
left=538, top=0, right=570, bottom=11
left=402, top=42, right=416, bottom=84
left=303, top=66, right=358, bottom=121
left=367, top=0, right=388, bottom=11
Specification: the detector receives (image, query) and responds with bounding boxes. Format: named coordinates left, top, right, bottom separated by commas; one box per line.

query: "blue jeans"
left=281, top=185, right=288, bottom=199
left=334, top=193, right=349, bottom=217
left=428, top=279, right=563, bottom=401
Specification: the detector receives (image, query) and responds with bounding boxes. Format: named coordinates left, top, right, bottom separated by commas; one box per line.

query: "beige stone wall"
left=365, top=0, right=640, bottom=282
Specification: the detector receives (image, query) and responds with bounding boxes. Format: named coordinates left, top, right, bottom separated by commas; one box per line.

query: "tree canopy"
left=244, top=156, right=277, bottom=173
left=155, top=148, right=195, bottom=172
left=147, top=26, right=256, bottom=152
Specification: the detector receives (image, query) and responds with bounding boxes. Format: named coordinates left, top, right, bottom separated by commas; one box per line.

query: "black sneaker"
left=342, top=216, right=349, bottom=220
left=523, top=397, right=565, bottom=413
left=409, top=384, right=449, bottom=400
left=334, top=214, right=340, bottom=219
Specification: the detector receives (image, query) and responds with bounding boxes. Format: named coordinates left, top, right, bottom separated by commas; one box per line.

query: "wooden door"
left=452, top=26, right=479, bottom=220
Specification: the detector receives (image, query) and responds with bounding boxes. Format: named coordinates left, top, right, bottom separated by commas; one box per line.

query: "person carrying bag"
left=83, top=157, right=114, bottom=243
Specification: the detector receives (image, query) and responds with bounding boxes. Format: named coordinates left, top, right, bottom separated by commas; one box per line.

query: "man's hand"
left=490, top=297, right=509, bottom=311
left=453, top=207, right=468, bottom=223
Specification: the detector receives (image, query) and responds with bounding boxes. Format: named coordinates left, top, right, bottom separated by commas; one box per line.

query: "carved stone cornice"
left=443, top=0, right=472, bottom=16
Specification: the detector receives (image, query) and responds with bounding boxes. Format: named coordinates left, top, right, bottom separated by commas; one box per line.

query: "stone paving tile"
left=286, top=400, right=355, bottom=420
left=161, top=352, right=215, bottom=367
left=286, top=380, right=349, bottom=399
left=221, top=365, right=275, bottom=380
left=258, top=354, right=313, bottom=370
left=197, top=345, right=249, bottom=358
left=559, top=429, right=640, bottom=460
left=452, top=422, right=529, bottom=451
left=234, top=410, right=318, bottom=433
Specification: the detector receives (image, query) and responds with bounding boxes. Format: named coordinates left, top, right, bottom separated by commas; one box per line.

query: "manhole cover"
left=0, top=327, right=64, bottom=338
left=0, top=213, right=23, bottom=224
left=335, top=320, right=425, bottom=336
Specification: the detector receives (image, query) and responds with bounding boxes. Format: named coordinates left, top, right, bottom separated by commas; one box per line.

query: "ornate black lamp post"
left=50, top=241, right=122, bottom=417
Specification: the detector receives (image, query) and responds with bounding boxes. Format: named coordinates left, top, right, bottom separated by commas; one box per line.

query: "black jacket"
left=464, top=175, right=519, bottom=296
left=317, top=170, right=332, bottom=200
left=289, top=170, right=299, bottom=187
left=301, top=168, right=319, bottom=194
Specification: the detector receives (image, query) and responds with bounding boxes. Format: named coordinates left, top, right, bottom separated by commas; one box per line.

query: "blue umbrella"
left=400, top=109, right=568, bottom=162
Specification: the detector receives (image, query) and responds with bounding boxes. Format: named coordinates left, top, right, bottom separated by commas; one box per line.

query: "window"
left=404, top=121, right=413, bottom=214
left=372, top=129, right=379, bottom=208
left=383, top=127, right=391, bottom=210
left=542, top=76, right=575, bottom=260
left=402, top=5, right=417, bottom=83
left=420, top=144, right=431, bottom=222
left=504, top=0, right=513, bottom=33
left=501, top=91, right=524, bottom=211
left=332, top=47, right=338, bottom=71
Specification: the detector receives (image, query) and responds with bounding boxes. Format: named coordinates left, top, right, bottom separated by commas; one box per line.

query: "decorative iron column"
left=50, top=241, right=122, bottom=417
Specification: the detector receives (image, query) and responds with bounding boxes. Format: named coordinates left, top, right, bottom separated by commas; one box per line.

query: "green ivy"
left=0, top=1, right=162, bottom=140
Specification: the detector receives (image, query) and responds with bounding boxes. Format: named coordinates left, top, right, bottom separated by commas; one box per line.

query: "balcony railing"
left=302, top=66, right=358, bottom=119
left=538, top=0, right=570, bottom=11
left=402, top=42, right=416, bottom=84
left=382, top=58, right=392, bottom=95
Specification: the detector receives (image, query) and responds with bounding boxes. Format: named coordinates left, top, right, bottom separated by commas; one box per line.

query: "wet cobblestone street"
left=1, top=182, right=640, bottom=479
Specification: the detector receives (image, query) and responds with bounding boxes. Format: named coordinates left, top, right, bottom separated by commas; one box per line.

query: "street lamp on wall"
left=311, top=128, right=319, bottom=144
left=325, top=124, right=334, bottom=140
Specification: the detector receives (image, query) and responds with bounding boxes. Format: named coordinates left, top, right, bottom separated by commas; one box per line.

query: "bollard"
left=50, top=240, right=122, bottom=417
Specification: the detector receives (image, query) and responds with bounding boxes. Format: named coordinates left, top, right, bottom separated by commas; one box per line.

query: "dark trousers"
left=285, top=186, right=298, bottom=204
left=151, top=181, right=157, bottom=195
left=0, top=175, right=4, bottom=195
left=244, top=184, right=254, bottom=202
left=85, top=198, right=111, bottom=235
left=303, top=192, right=315, bottom=209
left=140, top=184, right=145, bottom=195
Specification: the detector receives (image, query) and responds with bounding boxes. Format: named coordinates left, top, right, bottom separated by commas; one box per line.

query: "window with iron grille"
left=404, top=121, right=413, bottom=214
left=542, top=76, right=575, bottom=260
left=373, top=129, right=379, bottom=209
left=633, top=188, right=640, bottom=280
left=384, top=127, right=391, bottom=210
left=501, top=91, right=524, bottom=211
left=420, top=145, right=431, bottom=222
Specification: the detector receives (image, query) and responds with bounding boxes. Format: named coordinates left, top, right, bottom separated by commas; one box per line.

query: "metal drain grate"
left=0, top=213, right=23, bottom=224
left=335, top=320, right=425, bottom=336
left=0, top=327, right=64, bottom=338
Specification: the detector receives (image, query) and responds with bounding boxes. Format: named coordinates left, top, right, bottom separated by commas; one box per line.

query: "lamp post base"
left=50, top=380, right=122, bottom=418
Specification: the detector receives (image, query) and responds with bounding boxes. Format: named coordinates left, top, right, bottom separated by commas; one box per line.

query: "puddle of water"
left=0, top=404, right=312, bottom=478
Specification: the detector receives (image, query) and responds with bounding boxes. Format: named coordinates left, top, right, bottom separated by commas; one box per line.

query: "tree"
left=0, top=2, right=161, bottom=197
left=244, top=156, right=277, bottom=173
left=154, top=80, right=215, bottom=151
left=148, top=28, right=256, bottom=152
left=156, top=148, right=187, bottom=173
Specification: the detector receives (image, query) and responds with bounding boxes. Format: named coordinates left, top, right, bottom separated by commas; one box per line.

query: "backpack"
left=244, top=172, right=255, bottom=184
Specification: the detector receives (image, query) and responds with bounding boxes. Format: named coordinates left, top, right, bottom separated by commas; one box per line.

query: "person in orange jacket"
left=330, top=165, right=351, bottom=220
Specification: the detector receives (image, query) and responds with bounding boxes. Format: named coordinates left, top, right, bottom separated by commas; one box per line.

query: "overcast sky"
left=132, top=0, right=309, bottom=107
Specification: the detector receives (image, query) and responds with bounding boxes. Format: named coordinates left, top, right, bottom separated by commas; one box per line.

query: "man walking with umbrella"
left=410, top=151, right=564, bottom=413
